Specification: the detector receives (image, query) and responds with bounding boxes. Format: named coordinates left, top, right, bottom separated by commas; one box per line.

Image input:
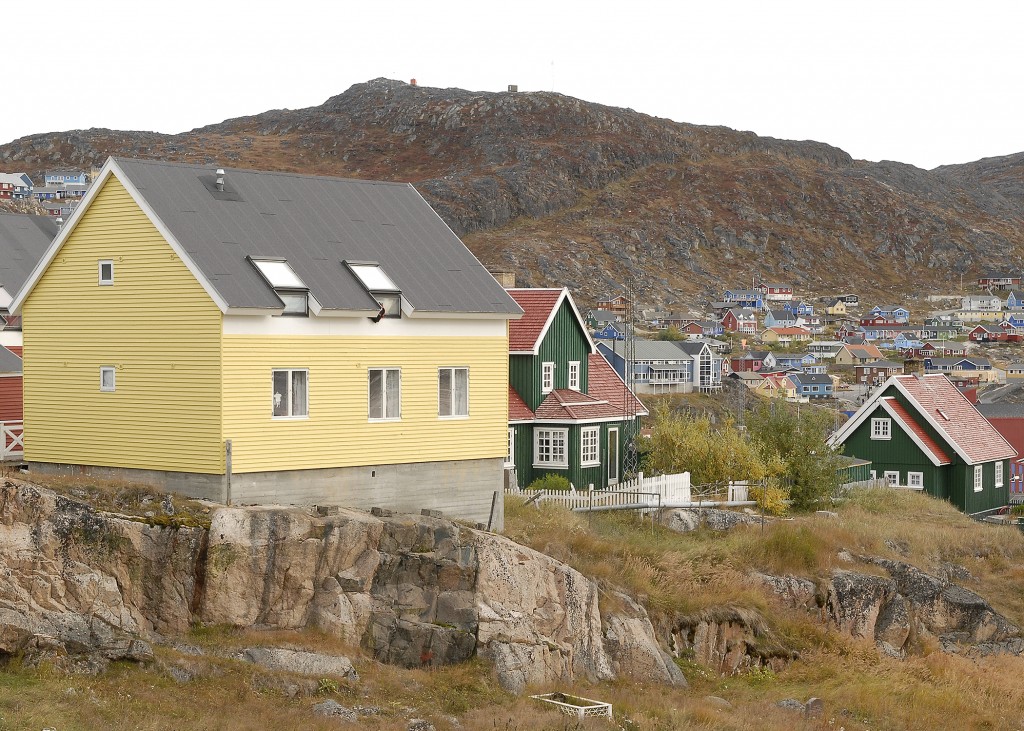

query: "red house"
left=978, top=403, right=1024, bottom=494
left=0, top=345, right=22, bottom=459
left=969, top=325, right=1011, bottom=343
left=721, top=308, right=757, bottom=334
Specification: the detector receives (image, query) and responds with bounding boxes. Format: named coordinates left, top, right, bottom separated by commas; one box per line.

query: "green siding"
left=510, top=301, right=592, bottom=411
left=841, top=400, right=1010, bottom=514
left=512, top=421, right=639, bottom=490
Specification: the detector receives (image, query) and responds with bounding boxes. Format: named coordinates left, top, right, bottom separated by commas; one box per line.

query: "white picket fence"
left=0, top=421, right=24, bottom=460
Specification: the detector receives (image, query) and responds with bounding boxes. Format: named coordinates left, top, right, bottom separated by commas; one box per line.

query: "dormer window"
left=250, top=257, right=309, bottom=316
left=345, top=261, right=402, bottom=320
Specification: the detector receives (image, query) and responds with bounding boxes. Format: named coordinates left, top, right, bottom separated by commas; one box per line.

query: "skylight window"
left=250, top=257, right=310, bottom=316
left=344, top=261, right=402, bottom=320
left=252, top=259, right=306, bottom=289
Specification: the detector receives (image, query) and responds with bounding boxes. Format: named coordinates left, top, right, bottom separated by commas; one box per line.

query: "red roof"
left=881, top=397, right=952, bottom=465
left=585, top=353, right=647, bottom=417
left=522, top=355, right=647, bottom=422
left=506, top=289, right=563, bottom=353
left=509, top=386, right=534, bottom=421
left=892, top=374, right=1015, bottom=464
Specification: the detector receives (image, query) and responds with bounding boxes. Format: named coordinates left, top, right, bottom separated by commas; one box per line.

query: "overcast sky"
left=4, top=0, right=1022, bottom=170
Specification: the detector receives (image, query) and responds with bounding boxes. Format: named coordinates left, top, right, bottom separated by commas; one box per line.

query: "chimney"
left=507, top=84, right=518, bottom=93
left=410, top=78, right=417, bottom=86
left=490, top=270, right=516, bottom=288
left=215, top=168, right=225, bottom=192
left=55, top=217, right=63, bottom=230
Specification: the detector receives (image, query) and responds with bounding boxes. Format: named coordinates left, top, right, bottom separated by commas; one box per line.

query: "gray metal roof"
left=0, top=345, right=21, bottom=374
left=603, top=339, right=694, bottom=361
left=977, top=403, right=1024, bottom=419
left=112, top=158, right=521, bottom=316
left=0, top=213, right=58, bottom=294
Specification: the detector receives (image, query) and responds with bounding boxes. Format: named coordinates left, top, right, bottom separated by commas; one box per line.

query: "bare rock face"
left=236, top=647, right=358, bottom=680
left=601, top=592, right=687, bottom=687
left=661, top=508, right=762, bottom=533
left=470, top=530, right=613, bottom=694
left=825, top=570, right=899, bottom=640
left=0, top=481, right=200, bottom=667
left=752, top=573, right=819, bottom=611
left=662, top=607, right=796, bottom=675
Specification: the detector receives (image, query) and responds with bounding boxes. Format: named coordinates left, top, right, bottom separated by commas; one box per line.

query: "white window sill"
left=369, top=417, right=401, bottom=423
left=439, top=414, right=470, bottom=420
left=533, top=462, right=568, bottom=470
left=870, top=435, right=891, bottom=441
left=272, top=415, right=309, bottom=421
left=581, top=461, right=600, bottom=468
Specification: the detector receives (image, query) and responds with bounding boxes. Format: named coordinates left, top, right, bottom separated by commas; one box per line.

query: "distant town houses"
left=977, top=272, right=1021, bottom=290
left=597, top=338, right=723, bottom=395
left=721, top=307, right=758, bottom=334
left=0, top=173, right=33, bottom=199
left=755, top=282, right=793, bottom=301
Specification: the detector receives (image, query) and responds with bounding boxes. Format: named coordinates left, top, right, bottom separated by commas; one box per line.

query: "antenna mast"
left=622, top=277, right=640, bottom=481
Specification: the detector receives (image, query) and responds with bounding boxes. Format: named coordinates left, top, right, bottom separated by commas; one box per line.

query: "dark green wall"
left=511, top=421, right=639, bottom=490
left=510, top=302, right=592, bottom=411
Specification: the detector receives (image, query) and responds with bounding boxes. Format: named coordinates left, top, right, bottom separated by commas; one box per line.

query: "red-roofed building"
left=506, top=288, right=647, bottom=489
left=829, top=373, right=1015, bottom=515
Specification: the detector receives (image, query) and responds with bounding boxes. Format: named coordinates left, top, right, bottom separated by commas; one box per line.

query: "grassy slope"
left=1, top=489, right=1024, bottom=729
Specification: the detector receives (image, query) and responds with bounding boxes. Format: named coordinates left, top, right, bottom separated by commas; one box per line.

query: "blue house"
left=870, top=305, right=911, bottom=323
left=597, top=339, right=723, bottom=394
left=892, top=333, right=923, bottom=350
left=774, top=353, right=816, bottom=370
left=723, top=289, right=764, bottom=310
left=1006, top=291, right=1024, bottom=311
left=783, top=300, right=814, bottom=317
left=924, top=357, right=992, bottom=373
left=593, top=323, right=628, bottom=341
left=764, top=309, right=798, bottom=328
left=788, top=372, right=834, bottom=399
left=43, top=170, right=88, bottom=186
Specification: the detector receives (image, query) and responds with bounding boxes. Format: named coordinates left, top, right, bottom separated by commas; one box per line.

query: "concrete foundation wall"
left=27, top=457, right=505, bottom=531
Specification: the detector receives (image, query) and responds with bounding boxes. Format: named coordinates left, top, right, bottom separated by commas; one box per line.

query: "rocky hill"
left=3, top=78, right=1023, bottom=309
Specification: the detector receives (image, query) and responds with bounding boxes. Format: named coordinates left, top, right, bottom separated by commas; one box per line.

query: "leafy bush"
left=527, top=474, right=572, bottom=491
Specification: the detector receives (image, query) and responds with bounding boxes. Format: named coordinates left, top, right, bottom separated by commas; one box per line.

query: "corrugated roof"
left=110, top=158, right=521, bottom=316
left=977, top=403, right=1024, bottom=419
left=0, top=344, right=22, bottom=374
left=880, top=396, right=952, bottom=465
left=506, top=289, right=564, bottom=352
left=893, top=374, right=1015, bottom=464
left=0, top=213, right=58, bottom=295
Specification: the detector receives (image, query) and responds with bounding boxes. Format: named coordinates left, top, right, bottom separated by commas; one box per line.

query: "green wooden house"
left=829, top=373, right=1015, bottom=515
left=506, top=288, right=647, bottom=489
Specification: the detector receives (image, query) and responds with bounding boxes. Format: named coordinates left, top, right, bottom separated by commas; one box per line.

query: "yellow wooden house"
left=13, top=158, right=522, bottom=527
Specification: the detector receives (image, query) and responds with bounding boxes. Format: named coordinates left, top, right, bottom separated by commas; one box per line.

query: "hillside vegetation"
left=2, top=486, right=1024, bottom=730
left=3, top=79, right=1024, bottom=308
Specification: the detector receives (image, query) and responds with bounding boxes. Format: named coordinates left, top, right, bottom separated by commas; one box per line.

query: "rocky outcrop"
left=661, top=607, right=797, bottom=675
left=0, top=480, right=677, bottom=693
left=822, top=558, right=1022, bottom=657
left=660, top=508, right=764, bottom=533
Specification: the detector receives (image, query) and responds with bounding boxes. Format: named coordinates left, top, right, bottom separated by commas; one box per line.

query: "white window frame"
left=581, top=426, right=600, bottom=467
left=870, top=418, right=891, bottom=440
left=271, top=368, right=309, bottom=419
left=98, top=259, right=114, bottom=285
left=505, top=428, right=515, bottom=468
left=568, top=361, right=580, bottom=391
left=974, top=464, right=983, bottom=492
left=541, top=362, right=555, bottom=394
left=996, top=461, right=1004, bottom=488
left=534, top=428, right=568, bottom=468
left=99, top=366, right=116, bottom=392
left=907, top=472, right=924, bottom=489
left=368, top=367, right=401, bottom=421
left=438, top=367, right=469, bottom=418
left=884, top=471, right=900, bottom=486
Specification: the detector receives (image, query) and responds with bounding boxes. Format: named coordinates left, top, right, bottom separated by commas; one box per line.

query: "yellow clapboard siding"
left=223, top=335, right=509, bottom=473
left=22, top=176, right=225, bottom=473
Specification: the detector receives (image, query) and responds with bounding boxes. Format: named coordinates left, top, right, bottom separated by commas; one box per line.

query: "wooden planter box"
left=530, top=692, right=613, bottom=719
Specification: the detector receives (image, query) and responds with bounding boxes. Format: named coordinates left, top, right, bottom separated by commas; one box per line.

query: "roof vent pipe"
left=215, top=169, right=225, bottom=192
left=55, top=217, right=63, bottom=230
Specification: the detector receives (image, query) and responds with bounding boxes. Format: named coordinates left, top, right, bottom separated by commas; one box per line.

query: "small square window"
left=439, top=367, right=469, bottom=418
left=100, top=366, right=116, bottom=392
left=908, top=472, right=924, bottom=489
left=871, top=418, right=891, bottom=440
left=542, top=362, right=555, bottom=394
left=369, top=368, right=401, bottom=420
left=98, top=260, right=113, bottom=285
left=581, top=426, right=600, bottom=467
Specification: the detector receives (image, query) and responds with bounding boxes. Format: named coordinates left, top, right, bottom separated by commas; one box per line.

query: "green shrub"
left=527, top=474, right=572, bottom=491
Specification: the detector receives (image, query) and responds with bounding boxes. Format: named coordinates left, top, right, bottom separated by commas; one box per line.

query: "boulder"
left=602, top=592, right=686, bottom=686
left=237, top=647, right=358, bottom=680
left=661, top=508, right=761, bottom=533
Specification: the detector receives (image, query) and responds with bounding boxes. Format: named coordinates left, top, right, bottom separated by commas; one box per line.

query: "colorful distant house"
left=730, top=350, right=776, bottom=373
left=1005, top=291, right=1024, bottom=311
left=976, top=403, right=1024, bottom=485
left=830, top=374, right=1015, bottom=515
left=598, top=338, right=722, bottom=394
left=969, top=325, right=1014, bottom=343
left=756, top=282, right=793, bottom=302
left=855, top=360, right=905, bottom=386
left=508, top=288, right=647, bottom=490
left=869, top=305, right=910, bottom=323
left=978, top=273, right=1021, bottom=290
left=43, top=169, right=88, bottom=186
left=824, top=298, right=848, bottom=318
left=764, top=309, right=798, bottom=328
left=13, top=157, right=522, bottom=527
left=760, top=326, right=812, bottom=345
left=586, top=308, right=620, bottom=328
left=0, top=173, right=32, bottom=200
left=722, top=289, right=764, bottom=310
left=924, top=357, right=999, bottom=383
left=721, top=307, right=758, bottom=334
left=596, top=292, right=628, bottom=320
left=834, top=343, right=885, bottom=365
left=787, top=372, right=834, bottom=400
left=783, top=300, right=814, bottom=317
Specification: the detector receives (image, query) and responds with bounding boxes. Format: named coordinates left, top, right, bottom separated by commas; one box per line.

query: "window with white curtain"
left=369, top=368, right=401, bottom=420
left=439, top=367, right=469, bottom=417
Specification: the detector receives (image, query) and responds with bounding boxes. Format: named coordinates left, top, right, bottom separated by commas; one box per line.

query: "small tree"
left=747, top=401, right=843, bottom=511
left=657, top=326, right=684, bottom=341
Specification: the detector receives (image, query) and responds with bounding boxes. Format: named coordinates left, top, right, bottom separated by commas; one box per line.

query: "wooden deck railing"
left=0, top=421, right=24, bottom=460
